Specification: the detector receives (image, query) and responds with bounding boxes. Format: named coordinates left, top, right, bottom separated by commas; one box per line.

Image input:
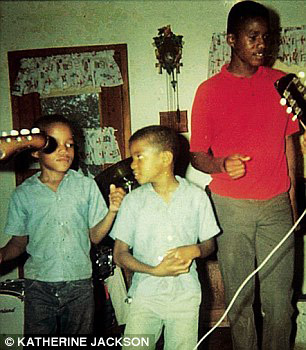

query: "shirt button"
left=167, top=235, right=173, bottom=242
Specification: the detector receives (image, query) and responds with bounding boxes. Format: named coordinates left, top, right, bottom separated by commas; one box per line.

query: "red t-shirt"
left=190, top=65, right=299, bottom=200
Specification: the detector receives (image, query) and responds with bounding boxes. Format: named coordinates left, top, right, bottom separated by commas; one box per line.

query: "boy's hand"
left=108, top=184, right=126, bottom=213
left=166, top=245, right=201, bottom=262
left=223, top=154, right=251, bottom=179
left=153, top=254, right=192, bottom=277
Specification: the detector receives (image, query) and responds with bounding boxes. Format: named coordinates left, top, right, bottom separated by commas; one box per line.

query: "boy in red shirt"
left=190, top=1, right=305, bottom=349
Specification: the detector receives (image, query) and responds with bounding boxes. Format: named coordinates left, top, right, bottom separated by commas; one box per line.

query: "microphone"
left=42, top=135, right=57, bottom=154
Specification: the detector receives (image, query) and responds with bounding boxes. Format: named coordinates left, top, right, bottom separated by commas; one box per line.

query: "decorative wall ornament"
left=12, top=50, right=123, bottom=96
left=208, top=25, right=306, bottom=78
left=153, top=25, right=187, bottom=133
left=153, top=25, right=184, bottom=90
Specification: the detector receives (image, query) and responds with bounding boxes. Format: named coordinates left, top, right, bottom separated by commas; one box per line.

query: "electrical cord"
left=193, top=208, right=306, bottom=350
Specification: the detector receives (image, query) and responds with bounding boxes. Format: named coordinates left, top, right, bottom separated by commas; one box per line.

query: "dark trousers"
left=24, top=278, right=94, bottom=334
left=212, top=192, right=294, bottom=350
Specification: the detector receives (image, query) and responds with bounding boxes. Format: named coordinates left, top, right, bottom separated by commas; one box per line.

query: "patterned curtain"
left=82, top=127, right=121, bottom=166
left=208, top=32, right=231, bottom=78
left=208, top=25, right=306, bottom=78
left=278, top=26, right=306, bottom=66
left=12, top=50, right=123, bottom=96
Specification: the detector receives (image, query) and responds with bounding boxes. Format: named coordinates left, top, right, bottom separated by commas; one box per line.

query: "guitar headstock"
left=274, top=72, right=306, bottom=128
left=0, top=128, right=47, bottom=161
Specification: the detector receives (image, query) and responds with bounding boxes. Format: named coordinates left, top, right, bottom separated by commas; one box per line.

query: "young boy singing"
left=0, top=114, right=125, bottom=334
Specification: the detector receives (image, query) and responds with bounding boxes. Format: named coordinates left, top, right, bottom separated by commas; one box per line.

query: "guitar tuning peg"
left=294, top=106, right=301, bottom=115
left=280, top=98, right=287, bottom=106
left=286, top=106, right=292, bottom=114
left=1, top=131, right=8, bottom=137
left=31, top=127, right=40, bottom=134
left=10, top=130, right=19, bottom=136
left=298, top=71, right=305, bottom=79
left=20, top=129, right=30, bottom=135
left=292, top=115, right=298, bottom=121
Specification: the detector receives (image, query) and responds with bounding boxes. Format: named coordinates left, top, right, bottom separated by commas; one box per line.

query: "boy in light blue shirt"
left=0, top=114, right=125, bottom=334
left=111, top=125, right=219, bottom=350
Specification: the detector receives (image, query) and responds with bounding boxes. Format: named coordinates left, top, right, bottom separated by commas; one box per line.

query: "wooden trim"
left=118, top=45, right=132, bottom=157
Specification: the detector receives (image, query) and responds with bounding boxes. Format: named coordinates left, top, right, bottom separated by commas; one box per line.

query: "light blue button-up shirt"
left=4, top=169, right=108, bottom=282
left=110, top=176, right=219, bottom=298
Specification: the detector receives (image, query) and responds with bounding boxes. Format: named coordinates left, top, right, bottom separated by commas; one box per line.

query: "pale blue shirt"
left=4, top=169, right=108, bottom=282
left=110, top=176, right=219, bottom=298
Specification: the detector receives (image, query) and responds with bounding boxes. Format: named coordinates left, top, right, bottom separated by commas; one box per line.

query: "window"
left=8, top=44, right=131, bottom=184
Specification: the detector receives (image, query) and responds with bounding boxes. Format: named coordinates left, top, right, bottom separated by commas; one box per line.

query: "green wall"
left=1, top=0, right=305, bottom=282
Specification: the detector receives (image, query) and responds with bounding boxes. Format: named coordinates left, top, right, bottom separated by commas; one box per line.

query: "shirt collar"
left=147, top=175, right=186, bottom=193
left=221, top=64, right=265, bottom=81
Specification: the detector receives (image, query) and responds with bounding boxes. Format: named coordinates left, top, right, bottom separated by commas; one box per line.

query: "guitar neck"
left=0, top=129, right=48, bottom=161
left=274, top=72, right=306, bottom=129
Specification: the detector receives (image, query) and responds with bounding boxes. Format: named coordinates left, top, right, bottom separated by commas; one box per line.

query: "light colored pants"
left=105, top=266, right=130, bottom=325
left=123, top=292, right=201, bottom=350
left=212, top=192, right=294, bottom=350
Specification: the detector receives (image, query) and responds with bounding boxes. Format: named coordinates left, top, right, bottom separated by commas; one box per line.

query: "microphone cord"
left=193, top=208, right=306, bottom=350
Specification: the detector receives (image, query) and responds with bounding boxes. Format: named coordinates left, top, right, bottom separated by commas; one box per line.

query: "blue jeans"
left=24, top=278, right=94, bottom=334
left=212, top=192, right=294, bottom=350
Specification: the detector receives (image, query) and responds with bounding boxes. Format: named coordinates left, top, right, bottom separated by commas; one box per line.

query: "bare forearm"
left=90, top=210, right=117, bottom=244
left=0, top=236, right=27, bottom=263
left=114, top=249, right=155, bottom=275
left=191, top=151, right=251, bottom=180
left=191, top=152, right=225, bottom=174
left=198, top=239, right=215, bottom=258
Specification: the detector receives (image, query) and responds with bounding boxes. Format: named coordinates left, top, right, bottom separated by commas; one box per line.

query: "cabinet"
left=198, top=258, right=229, bottom=327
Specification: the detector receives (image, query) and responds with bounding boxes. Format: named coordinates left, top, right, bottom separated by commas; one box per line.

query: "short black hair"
left=33, top=114, right=74, bottom=134
left=227, top=0, right=270, bottom=36
left=129, top=125, right=179, bottom=162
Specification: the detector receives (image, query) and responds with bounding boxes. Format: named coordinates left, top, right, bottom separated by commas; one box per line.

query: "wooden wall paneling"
left=100, top=86, right=125, bottom=159
left=115, top=45, right=131, bottom=157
